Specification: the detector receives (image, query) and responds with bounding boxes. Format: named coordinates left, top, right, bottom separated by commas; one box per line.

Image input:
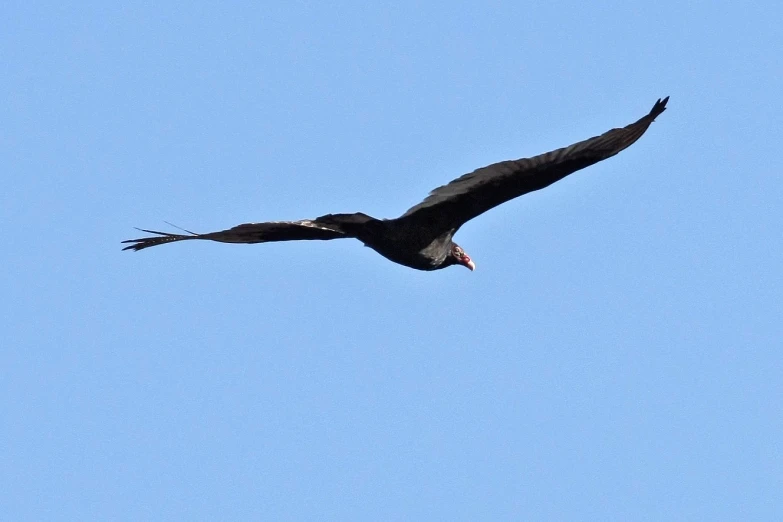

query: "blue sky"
left=2, top=1, right=781, bottom=520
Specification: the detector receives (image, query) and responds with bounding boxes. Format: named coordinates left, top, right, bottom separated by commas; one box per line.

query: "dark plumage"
left=123, top=97, right=669, bottom=271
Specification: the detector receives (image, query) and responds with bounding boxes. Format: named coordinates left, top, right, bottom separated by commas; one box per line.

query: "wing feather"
left=122, top=219, right=346, bottom=252
left=400, top=97, right=668, bottom=232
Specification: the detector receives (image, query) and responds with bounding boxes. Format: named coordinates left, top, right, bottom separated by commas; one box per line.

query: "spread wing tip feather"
left=650, top=96, right=669, bottom=120
left=121, top=229, right=195, bottom=251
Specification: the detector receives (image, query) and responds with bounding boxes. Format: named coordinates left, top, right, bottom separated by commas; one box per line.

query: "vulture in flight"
left=123, top=97, right=669, bottom=271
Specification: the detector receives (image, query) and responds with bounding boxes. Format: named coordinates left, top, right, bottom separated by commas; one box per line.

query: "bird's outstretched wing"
left=122, top=219, right=346, bottom=252
left=400, top=97, right=669, bottom=233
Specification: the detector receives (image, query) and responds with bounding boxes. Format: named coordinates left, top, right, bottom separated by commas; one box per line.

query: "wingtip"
left=650, top=96, right=669, bottom=119
left=121, top=227, right=193, bottom=252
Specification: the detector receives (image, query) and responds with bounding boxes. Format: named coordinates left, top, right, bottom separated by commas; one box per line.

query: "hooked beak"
left=463, top=257, right=476, bottom=271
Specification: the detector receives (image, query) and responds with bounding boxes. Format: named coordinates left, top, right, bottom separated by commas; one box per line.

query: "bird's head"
left=450, top=243, right=475, bottom=271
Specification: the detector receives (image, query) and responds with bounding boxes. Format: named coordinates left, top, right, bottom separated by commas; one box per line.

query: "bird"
left=123, top=96, right=669, bottom=271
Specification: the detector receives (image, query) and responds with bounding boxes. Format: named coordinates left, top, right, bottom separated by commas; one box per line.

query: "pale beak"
left=465, top=258, right=476, bottom=271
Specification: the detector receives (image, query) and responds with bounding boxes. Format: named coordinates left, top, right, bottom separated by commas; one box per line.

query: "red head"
left=451, top=244, right=475, bottom=271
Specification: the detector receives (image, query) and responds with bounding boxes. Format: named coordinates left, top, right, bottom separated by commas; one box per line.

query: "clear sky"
left=3, top=1, right=782, bottom=520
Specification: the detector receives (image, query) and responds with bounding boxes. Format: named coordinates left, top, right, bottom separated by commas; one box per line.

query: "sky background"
left=2, top=1, right=782, bottom=520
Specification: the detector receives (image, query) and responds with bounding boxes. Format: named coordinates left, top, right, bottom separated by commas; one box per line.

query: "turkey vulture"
left=123, top=97, right=668, bottom=271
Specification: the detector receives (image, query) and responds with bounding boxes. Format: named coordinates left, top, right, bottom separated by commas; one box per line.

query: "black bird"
left=123, top=97, right=669, bottom=271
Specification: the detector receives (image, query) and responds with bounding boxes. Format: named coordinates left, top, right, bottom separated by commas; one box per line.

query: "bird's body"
left=124, top=97, right=669, bottom=271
